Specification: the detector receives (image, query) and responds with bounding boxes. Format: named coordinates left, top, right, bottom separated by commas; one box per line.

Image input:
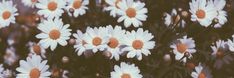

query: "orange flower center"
left=196, top=9, right=206, bottom=19
left=92, top=37, right=102, bottom=46
left=31, top=0, right=38, bottom=3
left=48, top=1, right=57, bottom=11
left=2, top=11, right=11, bottom=20
left=115, top=0, right=121, bottom=8
left=49, top=29, right=61, bottom=40
left=216, top=51, right=224, bottom=59
left=73, top=0, right=82, bottom=9
left=29, top=68, right=40, bottom=78
left=108, top=37, right=119, bottom=48
left=121, top=73, right=131, bottom=78
left=198, top=72, right=206, bottom=78
left=132, top=40, right=143, bottom=49
left=33, top=44, right=41, bottom=55
left=176, top=43, right=187, bottom=53
left=126, top=8, right=136, bottom=18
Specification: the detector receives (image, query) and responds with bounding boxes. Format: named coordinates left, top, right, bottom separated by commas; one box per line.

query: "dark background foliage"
left=0, top=0, right=234, bottom=78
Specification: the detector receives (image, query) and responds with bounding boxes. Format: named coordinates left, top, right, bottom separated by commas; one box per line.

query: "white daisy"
left=22, top=0, right=38, bottom=8
left=164, top=9, right=186, bottom=28
left=191, top=63, right=212, bottom=78
left=105, top=25, right=126, bottom=60
left=4, top=47, right=19, bottom=66
left=36, top=0, right=66, bottom=19
left=110, top=62, right=143, bottom=78
left=36, top=18, right=72, bottom=51
left=122, top=28, right=155, bottom=60
left=189, top=0, right=217, bottom=27
left=27, top=41, right=47, bottom=58
left=0, top=0, right=18, bottom=28
left=65, top=0, right=89, bottom=17
left=104, top=0, right=122, bottom=17
left=170, top=36, right=196, bottom=63
left=16, top=55, right=51, bottom=78
left=117, top=0, right=148, bottom=28
left=228, top=35, right=234, bottom=52
left=83, top=27, right=109, bottom=53
left=213, top=0, right=227, bottom=28
left=73, top=29, right=88, bottom=56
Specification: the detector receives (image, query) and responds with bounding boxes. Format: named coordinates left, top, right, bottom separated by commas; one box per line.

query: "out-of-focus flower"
left=16, top=55, right=51, bottom=78
left=36, top=0, right=66, bottom=19
left=122, top=28, right=155, bottom=60
left=213, top=0, right=227, bottom=28
left=0, top=64, right=13, bottom=78
left=27, top=41, right=47, bottom=58
left=211, top=40, right=233, bottom=69
left=227, top=35, right=234, bottom=52
left=83, top=27, right=109, bottom=53
left=22, top=0, right=38, bottom=8
left=105, top=25, right=126, bottom=60
left=62, top=70, right=69, bottom=78
left=110, top=62, right=143, bottom=78
left=66, top=0, right=89, bottom=17
left=117, top=0, right=148, bottom=28
left=189, top=0, right=217, bottom=27
left=104, top=0, right=122, bottom=17
left=4, top=47, right=19, bottom=66
left=73, top=29, right=88, bottom=56
left=164, top=9, right=186, bottom=28
left=0, top=64, right=5, bottom=78
left=191, top=63, right=212, bottom=78
left=36, top=18, right=72, bottom=51
left=170, top=36, right=196, bottom=63
left=0, top=0, right=18, bottom=28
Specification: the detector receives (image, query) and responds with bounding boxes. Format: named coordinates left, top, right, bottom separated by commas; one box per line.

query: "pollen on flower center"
left=92, top=37, right=102, bottom=46
left=176, top=43, right=187, bottom=53
left=121, top=73, right=131, bottom=78
left=33, top=44, right=41, bottom=55
left=30, top=68, right=40, bottom=78
left=73, top=0, right=82, bottom=9
left=2, top=11, right=11, bottom=20
left=196, top=9, right=206, bottom=19
left=126, top=8, right=136, bottom=18
left=115, top=0, right=121, bottom=8
left=108, top=37, right=119, bottom=48
left=198, top=72, right=206, bottom=78
left=49, top=29, right=61, bottom=40
left=132, top=40, right=143, bottom=49
left=48, top=1, right=57, bottom=11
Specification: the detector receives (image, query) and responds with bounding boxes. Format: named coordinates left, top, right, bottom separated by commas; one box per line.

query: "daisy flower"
left=4, top=47, right=19, bottom=66
left=122, top=28, right=155, bottom=60
left=16, top=55, right=51, bottom=78
left=213, top=0, right=227, bottom=28
left=22, top=0, right=38, bottom=8
left=0, top=0, right=18, bottom=28
left=117, top=0, right=148, bottom=28
left=110, top=62, right=143, bottom=78
left=105, top=25, right=126, bottom=60
left=104, top=0, right=122, bottom=17
left=164, top=9, right=186, bottom=28
left=83, top=27, right=109, bottom=53
left=36, top=0, right=66, bottom=19
left=170, top=36, right=196, bottom=63
left=211, top=40, right=233, bottom=69
left=73, top=29, right=88, bottom=56
left=227, top=35, right=234, bottom=52
left=36, top=18, right=72, bottom=51
left=27, top=41, right=47, bottom=58
left=189, top=0, right=217, bottom=27
left=191, top=63, right=212, bottom=78
left=65, top=0, right=89, bottom=17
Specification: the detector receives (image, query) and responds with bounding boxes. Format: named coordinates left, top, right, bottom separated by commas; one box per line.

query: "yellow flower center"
left=29, top=68, right=40, bottom=78
left=176, top=43, right=187, bottom=53
left=132, top=40, right=143, bottom=49
left=198, top=72, right=206, bottom=78
left=92, top=37, right=102, bottom=46
left=2, top=11, right=11, bottom=20
left=126, top=8, right=136, bottom=18
left=121, top=73, right=131, bottom=78
left=48, top=1, right=57, bottom=11
left=196, top=9, right=206, bottom=19
left=108, top=37, right=119, bottom=48
left=73, top=0, right=82, bottom=9
left=49, top=29, right=61, bottom=40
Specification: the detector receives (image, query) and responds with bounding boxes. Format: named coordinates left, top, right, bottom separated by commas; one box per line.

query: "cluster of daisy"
left=164, top=0, right=227, bottom=28
left=104, top=0, right=148, bottom=28
left=73, top=25, right=155, bottom=60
